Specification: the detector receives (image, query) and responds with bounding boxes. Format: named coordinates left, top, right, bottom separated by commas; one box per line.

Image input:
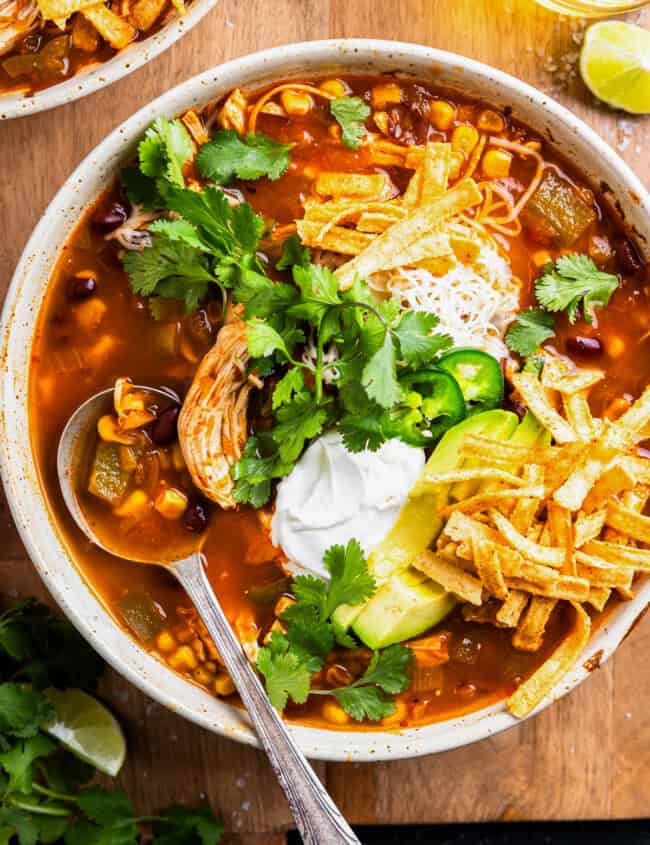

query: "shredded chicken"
left=0, top=0, right=39, bottom=57
left=178, top=307, right=255, bottom=509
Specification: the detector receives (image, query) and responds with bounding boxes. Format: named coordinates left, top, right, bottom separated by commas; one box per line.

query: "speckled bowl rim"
left=2, top=39, right=650, bottom=762
left=0, top=0, right=217, bottom=120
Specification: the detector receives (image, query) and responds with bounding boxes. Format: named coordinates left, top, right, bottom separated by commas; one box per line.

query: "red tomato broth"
left=29, top=74, right=649, bottom=730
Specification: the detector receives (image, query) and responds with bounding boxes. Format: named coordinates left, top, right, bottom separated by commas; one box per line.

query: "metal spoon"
left=57, top=386, right=359, bottom=845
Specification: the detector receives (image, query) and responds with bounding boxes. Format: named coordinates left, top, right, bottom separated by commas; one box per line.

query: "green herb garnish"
left=505, top=308, right=556, bottom=357
left=535, top=253, right=619, bottom=324
left=196, top=129, right=291, bottom=184
left=330, top=96, right=371, bottom=149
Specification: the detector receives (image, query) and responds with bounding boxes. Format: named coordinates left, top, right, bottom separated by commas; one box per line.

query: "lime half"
left=44, top=688, right=126, bottom=777
left=580, top=21, right=650, bottom=114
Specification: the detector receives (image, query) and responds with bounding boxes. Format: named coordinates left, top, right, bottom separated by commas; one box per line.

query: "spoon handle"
left=172, top=554, right=359, bottom=845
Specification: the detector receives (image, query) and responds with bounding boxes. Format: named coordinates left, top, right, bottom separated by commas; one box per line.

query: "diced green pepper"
left=523, top=168, right=596, bottom=247
left=117, top=593, right=166, bottom=643
left=88, top=441, right=130, bottom=505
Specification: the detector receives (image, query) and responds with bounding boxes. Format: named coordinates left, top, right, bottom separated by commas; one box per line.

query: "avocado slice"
left=351, top=569, right=456, bottom=649
left=331, top=409, right=518, bottom=636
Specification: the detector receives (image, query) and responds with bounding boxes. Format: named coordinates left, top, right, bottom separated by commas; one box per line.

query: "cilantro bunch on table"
left=256, top=541, right=413, bottom=721
left=505, top=253, right=619, bottom=359
left=0, top=599, right=223, bottom=845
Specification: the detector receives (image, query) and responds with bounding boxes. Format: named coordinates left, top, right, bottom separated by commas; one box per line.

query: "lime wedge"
left=44, top=688, right=126, bottom=777
left=580, top=21, right=650, bottom=114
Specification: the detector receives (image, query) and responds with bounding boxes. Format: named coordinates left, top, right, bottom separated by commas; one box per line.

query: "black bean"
left=150, top=405, right=179, bottom=446
left=91, top=203, right=128, bottom=234
left=566, top=336, right=603, bottom=357
left=68, top=275, right=97, bottom=300
left=184, top=501, right=209, bottom=533
left=613, top=236, right=646, bottom=276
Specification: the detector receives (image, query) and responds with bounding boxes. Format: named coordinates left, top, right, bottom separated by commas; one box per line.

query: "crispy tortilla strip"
left=574, top=509, right=607, bottom=548
left=541, top=362, right=604, bottom=395
left=574, top=551, right=635, bottom=589
left=296, top=220, right=373, bottom=255
left=497, top=590, right=529, bottom=628
left=616, top=456, right=650, bottom=486
left=553, top=444, right=617, bottom=512
left=547, top=502, right=575, bottom=575
left=513, top=596, right=557, bottom=652
left=414, top=551, right=484, bottom=606
left=583, top=461, right=638, bottom=513
left=388, top=229, right=453, bottom=268
left=510, top=465, right=545, bottom=532
left=443, top=485, right=545, bottom=516
left=403, top=142, right=451, bottom=208
left=507, top=602, right=591, bottom=718
left=461, top=434, right=559, bottom=466
left=490, top=509, right=564, bottom=568
left=605, top=384, right=650, bottom=451
left=506, top=576, right=589, bottom=602
left=335, top=179, right=482, bottom=289
left=315, top=172, right=394, bottom=200
left=416, top=467, right=526, bottom=491
left=583, top=539, right=650, bottom=571
left=365, top=136, right=410, bottom=167
left=587, top=586, right=611, bottom=612
left=473, top=536, right=509, bottom=600
left=181, top=110, right=208, bottom=146
left=605, top=500, right=650, bottom=544
left=562, top=391, right=599, bottom=441
left=82, top=3, right=136, bottom=48
left=356, top=211, right=402, bottom=233
left=36, top=0, right=97, bottom=20
left=512, top=371, right=577, bottom=444
left=130, top=0, right=166, bottom=30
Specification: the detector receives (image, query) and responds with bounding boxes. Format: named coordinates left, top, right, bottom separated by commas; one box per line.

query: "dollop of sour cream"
left=271, top=431, right=425, bottom=579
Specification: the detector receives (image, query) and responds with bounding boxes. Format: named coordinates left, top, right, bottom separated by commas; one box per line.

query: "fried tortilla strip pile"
left=406, top=354, right=650, bottom=718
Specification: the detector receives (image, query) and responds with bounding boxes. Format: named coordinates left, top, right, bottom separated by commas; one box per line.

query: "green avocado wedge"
left=351, top=569, right=457, bottom=650
left=331, top=409, right=519, bottom=636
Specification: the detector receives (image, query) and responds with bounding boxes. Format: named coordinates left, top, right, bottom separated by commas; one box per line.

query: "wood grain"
left=1, top=0, right=650, bottom=835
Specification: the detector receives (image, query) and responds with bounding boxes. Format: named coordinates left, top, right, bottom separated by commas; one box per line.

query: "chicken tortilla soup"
left=30, top=75, right=650, bottom=730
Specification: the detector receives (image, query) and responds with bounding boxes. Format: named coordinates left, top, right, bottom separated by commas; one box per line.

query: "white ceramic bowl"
left=0, top=0, right=217, bottom=120
left=2, top=39, right=650, bottom=761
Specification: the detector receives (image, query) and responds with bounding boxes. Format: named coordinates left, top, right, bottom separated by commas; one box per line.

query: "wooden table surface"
left=2, top=0, right=650, bottom=840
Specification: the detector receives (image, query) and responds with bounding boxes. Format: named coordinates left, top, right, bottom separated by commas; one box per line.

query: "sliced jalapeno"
left=395, top=369, right=466, bottom=447
left=437, top=348, right=504, bottom=415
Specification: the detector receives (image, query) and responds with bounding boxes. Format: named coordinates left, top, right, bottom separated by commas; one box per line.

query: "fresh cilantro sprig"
left=330, top=96, right=371, bottom=149
left=505, top=308, right=556, bottom=357
left=535, top=254, right=619, bottom=324
left=196, top=130, right=291, bottom=184
left=0, top=599, right=223, bottom=845
left=256, top=541, right=413, bottom=721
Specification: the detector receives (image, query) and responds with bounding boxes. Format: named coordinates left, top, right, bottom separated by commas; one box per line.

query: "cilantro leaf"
left=535, top=253, right=619, bottom=324
left=289, top=264, right=342, bottom=325
left=77, top=788, right=134, bottom=827
left=338, top=413, right=388, bottom=453
left=281, top=605, right=334, bottom=663
left=246, top=320, right=293, bottom=359
left=138, top=117, right=193, bottom=188
left=231, top=437, right=293, bottom=507
left=197, top=130, right=291, bottom=184
left=256, top=632, right=312, bottom=710
left=233, top=268, right=298, bottom=320
left=0, top=735, right=55, bottom=794
left=361, top=329, right=401, bottom=408
left=153, top=806, right=224, bottom=845
left=332, top=685, right=396, bottom=722
left=0, top=685, right=54, bottom=739
left=394, top=311, right=452, bottom=366
left=272, top=369, right=305, bottom=409
left=148, top=218, right=205, bottom=250
left=329, top=645, right=413, bottom=721
left=273, top=397, right=329, bottom=463
left=290, top=576, right=327, bottom=619
left=330, top=96, right=371, bottom=149
left=276, top=235, right=310, bottom=271
left=505, top=308, right=556, bottom=357
left=323, top=540, right=376, bottom=615
left=120, top=166, right=162, bottom=210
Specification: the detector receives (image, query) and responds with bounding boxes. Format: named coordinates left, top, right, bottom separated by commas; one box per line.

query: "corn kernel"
left=156, top=631, right=176, bottom=653
left=194, top=666, right=214, bottom=686
left=477, top=109, right=505, bottom=133
left=430, top=100, right=456, bottom=131
left=321, top=699, right=350, bottom=725
left=154, top=486, right=188, bottom=520
left=205, top=660, right=217, bottom=673
left=451, top=124, right=480, bottom=156
left=75, top=297, right=107, bottom=331
left=532, top=249, right=553, bottom=268
left=607, top=335, right=625, bottom=358
left=481, top=148, right=512, bottom=180
left=373, top=111, right=390, bottom=135
left=171, top=443, right=186, bottom=472
left=214, top=673, right=236, bottom=696
left=86, top=334, right=118, bottom=365
left=280, top=90, right=313, bottom=116
left=274, top=596, right=295, bottom=617
left=113, top=489, right=149, bottom=518
left=448, top=151, right=464, bottom=181
left=381, top=697, right=408, bottom=727
left=371, top=82, right=402, bottom=110
left=168, top=645, right=198, bottom=672
left=320, top=78, right=347, bottom=97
